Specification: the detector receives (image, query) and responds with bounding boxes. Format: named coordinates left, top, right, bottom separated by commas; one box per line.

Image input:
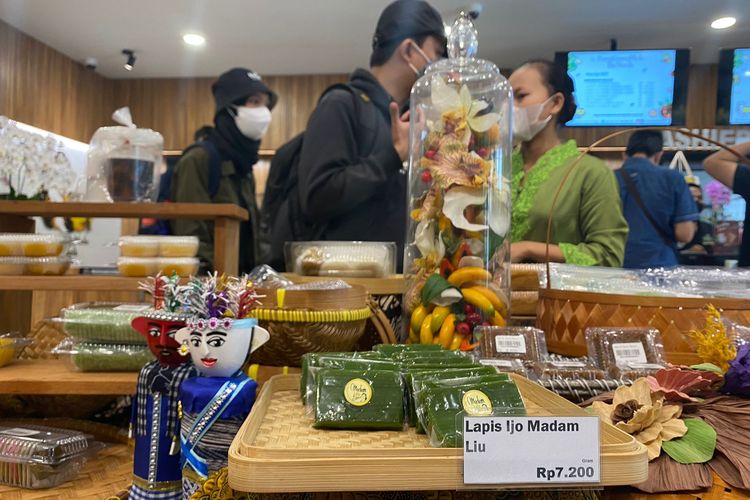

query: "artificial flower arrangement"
left=404, top=73, right=512, bottom=351
left=587, top=304, right=750, bottom=493
left=0, top=116, right=81, bottom=201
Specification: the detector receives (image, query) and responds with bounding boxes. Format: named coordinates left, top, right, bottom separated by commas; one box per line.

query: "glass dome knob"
left=447, top=13, right=478, bottom=60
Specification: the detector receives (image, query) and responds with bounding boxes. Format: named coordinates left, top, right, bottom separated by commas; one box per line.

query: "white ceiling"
left=1, top=0, right=749, bottom=79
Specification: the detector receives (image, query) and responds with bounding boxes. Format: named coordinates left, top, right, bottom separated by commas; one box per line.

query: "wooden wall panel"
left=112, top=74, right=348, bottom=151
left=0, top=19, right=112, bottom=143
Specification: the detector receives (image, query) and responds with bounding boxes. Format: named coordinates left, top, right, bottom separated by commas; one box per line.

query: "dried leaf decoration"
left=646, top=367, right=722, bottom=402
left=688, top=304, right=736, bottom=372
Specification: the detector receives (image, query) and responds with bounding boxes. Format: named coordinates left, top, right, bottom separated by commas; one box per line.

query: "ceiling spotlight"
left=122, top=49, right=136, bottom=71
left=711, top=16, right=736, bottom=29
left=183, top=33, right=206, bottom=46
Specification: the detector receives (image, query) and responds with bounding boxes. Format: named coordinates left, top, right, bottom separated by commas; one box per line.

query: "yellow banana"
left=430, top=306, right=451, bottom=332
left=433, top=335, right=442, bottom=344
left=438, top=314, right=456, bottom=349
left=408, top=327, right=419, bottom=344
left=420, top=314, right=434, bottom=345
left=461, top=288, right=495, bottom=316
left=410, top=305, right=429, bottom=334
left=447, top=267, right=492, bottom=287
left=465, top=285, right=508, bottom=318
left=449, top=333, right=463, bottom=350
left=490, top=311, right=507, bottom=327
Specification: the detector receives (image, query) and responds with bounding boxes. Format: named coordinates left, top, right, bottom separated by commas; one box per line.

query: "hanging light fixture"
left=122, top=49, right=136, bottom=71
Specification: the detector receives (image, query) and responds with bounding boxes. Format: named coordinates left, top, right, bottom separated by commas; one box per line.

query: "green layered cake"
left=314, top=368, right=405, bottom=430
left=405, top=366, right=497, bottom=426
left=300, top=351, right=385, bottom=403
left=71, top=342, right=155, bottom=372
left=420, top=377, right=525, bottom=448
left=375, top=344, right=444, bottom=356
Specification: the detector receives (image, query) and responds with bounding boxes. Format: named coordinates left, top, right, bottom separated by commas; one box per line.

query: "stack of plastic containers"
left=117, top=235, right=199, bottom=277
left=0, top=233, right=71, bottom=275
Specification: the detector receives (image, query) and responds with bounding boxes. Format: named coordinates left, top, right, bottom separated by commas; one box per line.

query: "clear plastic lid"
left=286, top=241, right=396, bottom=278
left=0, top=256, right=72, bottom=275
left=117, top=257, right=160, bottom=277
left=0, top=233, right=69, bottom=257
left=157, top=236, right=200, bottom=257
left=0, top=425, right=90, bottom=465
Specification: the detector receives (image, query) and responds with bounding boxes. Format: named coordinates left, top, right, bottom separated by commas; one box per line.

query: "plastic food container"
left=0, top=233, right=67, bottom=257
left=0, top=336, right=31, bottom=368
left=585, top=327, right=666, bottom=378
left=158, top=258, right=199, bottom=277
left=117, top=257, right=160, bottom=277
left=118, top=236, right=160, bottom=257
left=0, top=256, right=72, bottom=276
left=476, top=326, right=548, bottom=363
left=286, top=241, right=396, bottom=278
left=118, top=236, right=200, bottom=258
left=158, top=236, right=199, bottom=258
left=0, top=424, right=93, bottom=488
left=60, top=302, right=151, bottom=345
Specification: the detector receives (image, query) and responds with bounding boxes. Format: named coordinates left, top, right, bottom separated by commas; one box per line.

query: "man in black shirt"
left=298, top=0, right=446, bottom=265
left=703, top=140, right=750, bottom=266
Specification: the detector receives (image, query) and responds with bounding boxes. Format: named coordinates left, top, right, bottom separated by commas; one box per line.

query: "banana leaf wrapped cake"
left=314, top=368, right=405, bottom=430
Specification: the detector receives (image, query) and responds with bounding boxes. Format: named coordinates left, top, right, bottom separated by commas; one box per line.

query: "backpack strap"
left=320, top=83, right=378, bottom=157
left=618, top=168, right=676, bottom=246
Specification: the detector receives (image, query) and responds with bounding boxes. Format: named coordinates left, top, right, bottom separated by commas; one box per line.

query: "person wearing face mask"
left=171, top=67, right=277, bottom=274
left=508, top=59, right=628, bottom=267
left=296, top=0, right=446, bottom=268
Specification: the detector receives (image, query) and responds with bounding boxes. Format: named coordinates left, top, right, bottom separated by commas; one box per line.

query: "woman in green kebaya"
left=508, top=60, right=627, bottom=267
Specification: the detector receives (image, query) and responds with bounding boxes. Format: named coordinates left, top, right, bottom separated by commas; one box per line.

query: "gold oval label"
left=344, top=378, right=373, bottom=407
left=462, top=389, right=493, bottom=416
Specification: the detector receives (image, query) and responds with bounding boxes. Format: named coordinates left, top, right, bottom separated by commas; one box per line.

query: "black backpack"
left=139, top=140, right=223, bottom=235
left=261, top=83, right=377, bottom=270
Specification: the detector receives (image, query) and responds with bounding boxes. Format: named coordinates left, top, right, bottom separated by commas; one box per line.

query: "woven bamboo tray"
left=536, top=288, right=750, bottom=365
left=228, top=374, right=647, bottom=492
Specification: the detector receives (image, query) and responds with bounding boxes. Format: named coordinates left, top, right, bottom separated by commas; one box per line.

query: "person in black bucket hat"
left=288, top=0, right=446, bottom=270
left=167, top=67, right=278, bottom=274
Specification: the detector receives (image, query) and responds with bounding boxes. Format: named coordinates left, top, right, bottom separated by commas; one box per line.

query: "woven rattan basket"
left=536, top=128, right=750, bottom=365
left=249, top=285, right=395, bottom=366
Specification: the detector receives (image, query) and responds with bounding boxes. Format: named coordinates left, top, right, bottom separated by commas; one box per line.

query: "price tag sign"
left=463, top=416, right=600, bottom=485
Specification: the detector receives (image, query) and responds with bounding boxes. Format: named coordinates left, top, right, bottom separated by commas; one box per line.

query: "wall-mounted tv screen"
left=554, top=49, right=690, bottom=127
left=717, top=48, right=750, bottom=125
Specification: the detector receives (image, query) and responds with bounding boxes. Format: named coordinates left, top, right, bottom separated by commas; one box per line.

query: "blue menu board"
left=562, top=50, right=680, bottom=127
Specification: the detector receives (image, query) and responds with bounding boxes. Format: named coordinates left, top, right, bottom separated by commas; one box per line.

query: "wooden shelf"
left=283, top=274, right=405, bottom=295
left=0, top=275, right=151, bottom=291
left=0, top=360, right=137, bottom=395
left=0, top=200, right=248, bottom=220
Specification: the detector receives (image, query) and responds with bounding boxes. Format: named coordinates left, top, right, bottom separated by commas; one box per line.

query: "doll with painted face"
left=175, top=274, right=268, bottom=498
left=129, top=275, right=198, bottom=500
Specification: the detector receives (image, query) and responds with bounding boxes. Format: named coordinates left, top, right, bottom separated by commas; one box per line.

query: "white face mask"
left=234, top=106, right=272, bottom=140
left=407, top=41, right=433, bottom=79
left=513, top=96, right=553, bottom=144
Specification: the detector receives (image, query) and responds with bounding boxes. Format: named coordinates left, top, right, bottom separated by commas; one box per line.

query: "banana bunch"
left=408, top=267, right=507, bottom=350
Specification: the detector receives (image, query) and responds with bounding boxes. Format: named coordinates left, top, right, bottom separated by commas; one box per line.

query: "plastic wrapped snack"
left=313, top=368, right=405, bottom=430
left=286, top=241, right=397, bottom=278
left=0, top=335, right=31, bottom=368
left=415, top=375, right=524, bottom=448
left=118, top=236, right=160, bottom=257
left=158, top=236, right=200, bottom=258
left=0, top=424, right=92, bottom=489
left=59, top=342, right=155, bottom=372
left=478, top=358, right=528, bottom=376
left=299, top=352, right=386, bottom=403
left=117, top=257, right=160, bottom=277
left=246, top=264, right=295, bottom=290
left=158, top=258, right=199, bottom=277
left=405, top=366, right=496, bottom=427
left=60, top=302, right=150, bottom=345
left=585, top=327, right=666, bottom=378
left=306, top=357, right=399, bottom=408
left=0, top=256, right=72, bottom=276
left=534, top=359, right=607, bottom=380
left=373, top=343, right=444, bottom=356
left=0, top=233, right=68, bottom=257
left=476, top=326, right=548, bottom=363
left=391, top=349, right=471, bottom=363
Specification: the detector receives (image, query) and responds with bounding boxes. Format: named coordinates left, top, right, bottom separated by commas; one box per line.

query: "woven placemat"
left=250, top=390, right=549, bottom=451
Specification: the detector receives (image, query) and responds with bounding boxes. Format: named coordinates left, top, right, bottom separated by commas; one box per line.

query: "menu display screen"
left=717, top=48, right=750, bottom=125
left=555, top=49, right=689, bottom=127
